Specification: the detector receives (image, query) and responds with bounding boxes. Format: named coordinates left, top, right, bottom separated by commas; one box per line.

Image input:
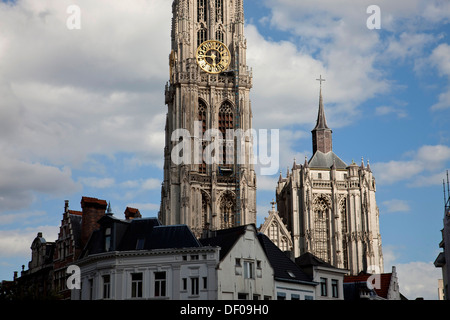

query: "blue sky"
left=0, top=0, right=449, bottom=300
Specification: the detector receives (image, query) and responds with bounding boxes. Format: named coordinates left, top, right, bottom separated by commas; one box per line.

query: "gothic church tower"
left=160, top=0, right=257, bottom=237
left=265, top=79, right=384, bottom=275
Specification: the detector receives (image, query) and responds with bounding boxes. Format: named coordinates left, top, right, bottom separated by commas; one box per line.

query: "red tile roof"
left=344, top=272, right=393, bottom=299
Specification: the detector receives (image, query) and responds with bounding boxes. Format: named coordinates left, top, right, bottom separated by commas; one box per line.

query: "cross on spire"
left=316, top=75, right=326, bottom=89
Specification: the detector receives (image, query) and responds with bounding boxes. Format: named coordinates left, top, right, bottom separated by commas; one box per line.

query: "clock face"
left=196, top=40, right=231, bottom=74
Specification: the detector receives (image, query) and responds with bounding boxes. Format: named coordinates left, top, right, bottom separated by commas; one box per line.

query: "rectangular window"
left=291, top=294, right=300, bottom=300
left=277, top=292, right=286, bottom=300
left=131, top=273, right=143, bottom=298
left=182, top=278, right=187, bottom=291
left=202, top=277, right=208, bottom=290
left=238, top=293, right=248, bottom=300
left=332, top=279, right=339, bottom=298
left=154, top=272, right=166, bottom=297
left=102, top=275, right=111, bottom=299
left=244, top=261, right=254, bottom=279
left=191, top=277, right=199, bottom=295
left=320, top=278, right=328, bottom=297
left=105, top=228, right=111, bottom=251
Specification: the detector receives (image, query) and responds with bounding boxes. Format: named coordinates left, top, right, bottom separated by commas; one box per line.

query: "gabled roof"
left=257, top=233, right=315, bottom=285
left=199, top=225, right=249, bottom=261
left=309, top=151, right=347, bottom=169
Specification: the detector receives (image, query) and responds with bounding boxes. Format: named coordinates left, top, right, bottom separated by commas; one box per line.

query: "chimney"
left=81, top=197, right=107, bottom=247
left=124, top=207, right=142, bottom=220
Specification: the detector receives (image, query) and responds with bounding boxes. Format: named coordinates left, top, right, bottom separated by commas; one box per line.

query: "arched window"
left=197, top=27, right=207, bottom=47
left=198, top=100, right=207, bottom=174
left=314, top=197, right=330, bottom=263
left=216, top=29, right=224, bottom=43
left=218, top=102, right=233, bottom=166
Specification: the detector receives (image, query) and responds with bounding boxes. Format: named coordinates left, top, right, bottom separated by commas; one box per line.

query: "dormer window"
left=105, top=227, right=111, bottom=251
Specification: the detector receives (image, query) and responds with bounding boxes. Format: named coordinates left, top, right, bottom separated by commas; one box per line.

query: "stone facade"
left=160, top=0, right=257, bottom=236
left=267, top=88, right=384, bottom=276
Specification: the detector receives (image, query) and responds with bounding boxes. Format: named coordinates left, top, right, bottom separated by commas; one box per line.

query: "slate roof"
left=119, top=220, right=201, bottom=251
left=296, top=252, right=336, bottom=269
left=199, top=225, right=248, bottom=261
left=257, top=233, right=315, bottom=285
left=82, top=217, right=202, bottom=258
left=309, top=150, right=347, bottom=169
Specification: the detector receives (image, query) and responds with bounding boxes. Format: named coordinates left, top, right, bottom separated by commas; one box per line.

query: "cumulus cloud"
left=395, top=261, right=442, bottom=300
left=430, top=43, right=450, bottom=111
left=0, top=0, right=170, bottom=214
left=372, top=145, right=450, bottom=186
left=0, top=226, right=60, bottom=258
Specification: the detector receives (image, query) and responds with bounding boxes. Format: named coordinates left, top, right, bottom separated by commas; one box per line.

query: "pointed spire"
left=313, top=84, right=330, bottom=130
left=312, top=75, right=332, bottom=154
left=278, top=170, right=283, bottom=183
left=106, top=201, right=113, bottom=216
left=304, top=156, right=309, bottom=168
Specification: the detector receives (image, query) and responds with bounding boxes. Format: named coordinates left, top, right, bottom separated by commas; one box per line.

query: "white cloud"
left=0, top=226, right=60, bottom=258
left=395, top=261, right=442, bottom=300
left=0, top=155, right=81, bottom=212
left=80, top=177, right=115, bottom=189
left=382, top=199, right=410, bottom=213
left=430, top=43, right=450, bottom=111
left=0, top=211, right=47, bottom=226
left=383, top=246, right=442, bottom=300
left=372, top=145, right=450, bottom=185
left=141, top=178, right=161, bottom=191
left=0, top=0, right=170, bottom=214
left=375, top=105, right=408, bottom=118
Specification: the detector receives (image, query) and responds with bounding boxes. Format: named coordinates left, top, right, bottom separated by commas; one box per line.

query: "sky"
left=0, top=0, right=449, bottom=300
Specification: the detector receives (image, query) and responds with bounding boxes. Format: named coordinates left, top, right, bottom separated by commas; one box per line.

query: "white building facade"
left=73, top=247, right=220, bottom=300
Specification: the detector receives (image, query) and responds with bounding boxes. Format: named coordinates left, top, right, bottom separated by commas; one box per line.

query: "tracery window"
left=198, top=100, right=207, bottom=174
left=197, top=0, right=207, bottom=22
left=218, top=102, right=234, bottom=166
left=314, top=196, right=330, bottom=263
left=215, top=0, right=223, bottom=23
left=340, top=198, right=349, bottom=269
left=197, top=27, right=207, bottom=47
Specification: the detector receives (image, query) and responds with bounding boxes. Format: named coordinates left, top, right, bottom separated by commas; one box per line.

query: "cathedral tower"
left=265, top=79, right=384, bottom=275
left=160, top=0, right=257, bottom=237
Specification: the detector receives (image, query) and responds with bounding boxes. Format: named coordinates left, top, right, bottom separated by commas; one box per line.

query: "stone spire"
left=312, top=75, right=333, bottom=154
